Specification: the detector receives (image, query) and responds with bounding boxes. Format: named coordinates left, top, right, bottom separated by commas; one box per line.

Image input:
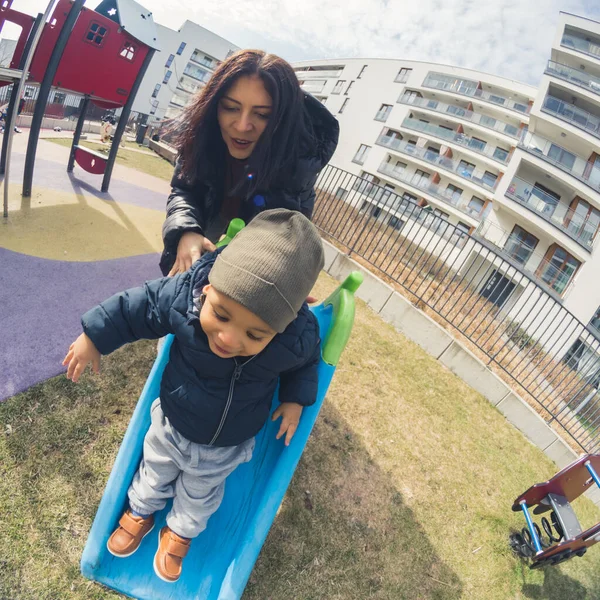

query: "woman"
left=160, top=49, right=339, bottom=276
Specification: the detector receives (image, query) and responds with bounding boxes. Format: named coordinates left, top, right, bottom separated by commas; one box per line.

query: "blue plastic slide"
left=81, top=271, right=363, bottom=600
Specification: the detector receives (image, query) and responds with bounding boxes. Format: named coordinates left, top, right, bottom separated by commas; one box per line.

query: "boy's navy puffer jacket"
left=81, top=250, right=321, bottom=447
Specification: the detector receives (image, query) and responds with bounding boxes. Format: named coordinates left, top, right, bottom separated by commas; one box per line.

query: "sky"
left=3, top=0, right=600, bottom=86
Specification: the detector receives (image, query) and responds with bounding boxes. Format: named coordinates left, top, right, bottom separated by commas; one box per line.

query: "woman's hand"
left=168, top=232, right=216, bottom=276
left=272, top=402, right=303, bottom=446
left=62, top=333, right=101, bottom=383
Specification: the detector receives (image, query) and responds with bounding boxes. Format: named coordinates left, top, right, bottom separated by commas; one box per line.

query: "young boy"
left=63, top=209, right=324, bottom=583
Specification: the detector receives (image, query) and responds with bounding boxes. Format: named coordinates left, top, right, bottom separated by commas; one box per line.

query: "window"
left=358, top=65, right=367, bottom=79
left=467, top=136, right=487, bottom=151
left=119, top=42, right=136, bottom=61
left=151, top=84, right=161, bottom=98
left=395, top=68, right=412, bottom=83
left=482, top=171, right=498, bottom=188
left=458, top=160, right=476, bottom=176
left=375, top=104, right=392, bottom=122
left=401, top=90, right=422, bottom=104
left=568, top=198, right=600, bottom=245
left=532, top=182, right=559, bottom=214
left=493, top=147, right=509, bottom=162
left=590, top=306, right=600, bottom=335
left=165, top=54, right=175, bottom=68
left=332, top=80, right=345, bottom=94
left=447, top=104, right=466, bottom=117
left=163, top=70, right=172, bottom=84
left=539, top=246, right=580, bottom=295
left=390, top=159, right=407, bottom=175
left=85, top=22, right=108, bottom=46
left=467, top=196, right=485, bottom=215
left=339, top=98, right=349, bottom=113
left=445, top=184, right=463, bottom=202
left=504, top=225, right=538, bottom=265
left=488, top=94, right=506, bottom=106
left=411, top=169, right=430, bottom=187
left=451, top=221, right=471, bottom=246
left=479, top=115, right=497, bottom=128
left=389, top=215, right=404, bottom=230
left=353, top=144, right=370, bottom=164
left=176, top=42, right=187, bottom=55
left=345, top=81, right=354, bottom=95
left=548, top=143, right=576, bottom=170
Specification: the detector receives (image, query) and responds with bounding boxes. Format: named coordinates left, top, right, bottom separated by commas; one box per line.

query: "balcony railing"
left=422, top=75, right=531, bottom=114
left=398, top=94, right=521, bottom=139
left=561, top=33, right=600, bottom=61
left=505, top=176, right=597, bottom=249
left=519, top=130, right=600, bottom=195
left=475, top=220, right=578, bottom=296
left=295, top=69, right=343, bottom=79
left=353, top=178, right=471, bottom=245
left=401, top=117, right=510, bottom=164
left=299, top=81, right=326, bottom=94
left=376, top=134, right=498, bottom=192
left=542, top=95, right=600, bottom=140
left=377, top=160, right=483, bottom=219
left=545, top=60, right=600, bottom=97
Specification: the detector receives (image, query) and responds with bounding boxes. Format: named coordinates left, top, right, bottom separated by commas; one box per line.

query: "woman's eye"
left=222, top=105, right=238, bottom=112
left=256, top=113, right=270, bottom=120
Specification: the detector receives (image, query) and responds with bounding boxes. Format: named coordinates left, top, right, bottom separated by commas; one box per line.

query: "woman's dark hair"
left=173, top=49, right=311, bottom=193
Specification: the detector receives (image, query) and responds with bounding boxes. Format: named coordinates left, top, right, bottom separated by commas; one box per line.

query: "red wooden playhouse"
left=0, top=0, right=160, bottom=195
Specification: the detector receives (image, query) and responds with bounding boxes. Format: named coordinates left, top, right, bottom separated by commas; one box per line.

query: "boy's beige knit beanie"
left=209, top=209, right=324, bottom=333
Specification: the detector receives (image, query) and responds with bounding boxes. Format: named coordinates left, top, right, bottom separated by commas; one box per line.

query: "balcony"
left=398, top=94, right=520, bottom=139
left=422, top=74, right=530, bottom=114
left=190, top=52, right=219, bottom=70
left=542, top=95, right=600, bottom=140
left=561, top=32, right=600, bottom=62
left=377, top=160, right=483, bottom=219
left=299, top=81, right=326, bottom=94
left=295, top=69, right=342, bottom=79
left=475, top=220, right=578, bottom=296
left=518, top=130, right=600, bottom=195
left=401, top=117, right=510, bottom=164
left=545, top=60, right=600, bottom=97
left=505, top=176, right=596, bottom=250
left=183, top=64, right=211, bottom=84
left=376, top=134, right=498, bottom=192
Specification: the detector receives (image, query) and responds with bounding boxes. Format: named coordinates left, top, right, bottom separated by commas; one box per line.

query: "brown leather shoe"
left=153, top=526, right=191, bottom=583
left=107, top=510, right=154, bottom=558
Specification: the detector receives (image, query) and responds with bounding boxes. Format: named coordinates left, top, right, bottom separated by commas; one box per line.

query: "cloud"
left=5, top=0, right=600, bottom=85
left=148, top=0, right=600, bottom=85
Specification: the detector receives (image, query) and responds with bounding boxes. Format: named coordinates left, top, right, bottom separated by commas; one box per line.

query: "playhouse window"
left=86, top=22, right=108, bottom=46
left=119, top=42, right=136, bottom=61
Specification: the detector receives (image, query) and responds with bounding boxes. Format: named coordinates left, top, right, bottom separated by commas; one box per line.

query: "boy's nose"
left=218, top=330, right=239, bottom=350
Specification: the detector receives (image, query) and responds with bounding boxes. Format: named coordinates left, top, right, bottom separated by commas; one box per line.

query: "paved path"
left=1, top=131, right=173, bottom=400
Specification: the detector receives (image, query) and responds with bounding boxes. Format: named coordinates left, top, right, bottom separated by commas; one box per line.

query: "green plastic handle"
left=321, top=272, right=363, bottom=366
left=216, top=218, right=246, bottom=248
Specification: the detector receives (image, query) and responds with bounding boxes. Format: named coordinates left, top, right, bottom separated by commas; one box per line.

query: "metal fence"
left=313, top=164, right=600, bottom=453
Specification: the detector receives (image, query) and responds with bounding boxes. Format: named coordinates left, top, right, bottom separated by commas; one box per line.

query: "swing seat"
left=81, top=272, right=363, bottom=600
left=74, top=145, right=108, bottom=174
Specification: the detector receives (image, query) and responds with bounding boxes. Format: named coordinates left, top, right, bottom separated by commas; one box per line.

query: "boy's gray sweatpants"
left=128, top=399, right=255, bottom=539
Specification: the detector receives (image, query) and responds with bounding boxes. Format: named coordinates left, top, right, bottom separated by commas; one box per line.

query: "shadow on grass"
left=0, top=341, right=462, bottom=599
left=245, top=401, right=463, bottom=600
left=521, top=564, right=589, bottom=600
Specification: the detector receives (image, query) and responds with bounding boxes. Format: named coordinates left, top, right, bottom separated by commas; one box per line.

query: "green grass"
left=2, top=273, right=600, bottom=598
left=45, top=138, right=174, bottom=182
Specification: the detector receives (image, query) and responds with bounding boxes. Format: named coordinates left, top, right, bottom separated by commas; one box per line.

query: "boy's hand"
left=62, top=333, right=101, bottom=383
left=272, top=402, right=303, bottom=446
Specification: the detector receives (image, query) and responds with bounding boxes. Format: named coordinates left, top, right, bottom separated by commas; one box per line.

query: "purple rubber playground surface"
left=0, top=248, right=161, bottom=401
left=1, top=141, right=169, bottom=401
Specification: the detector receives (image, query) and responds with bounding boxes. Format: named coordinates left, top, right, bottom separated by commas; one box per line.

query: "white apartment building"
left=294, top=12, right=600, bottom=363
left=132, top=20, right=239, bottom=124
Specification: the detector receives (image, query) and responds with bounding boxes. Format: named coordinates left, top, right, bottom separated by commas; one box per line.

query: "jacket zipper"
left=208, top=355, right=257, bottom=446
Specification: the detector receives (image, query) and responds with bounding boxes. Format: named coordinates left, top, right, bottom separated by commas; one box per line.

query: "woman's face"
left=217, top=75, right=273, bottom=160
